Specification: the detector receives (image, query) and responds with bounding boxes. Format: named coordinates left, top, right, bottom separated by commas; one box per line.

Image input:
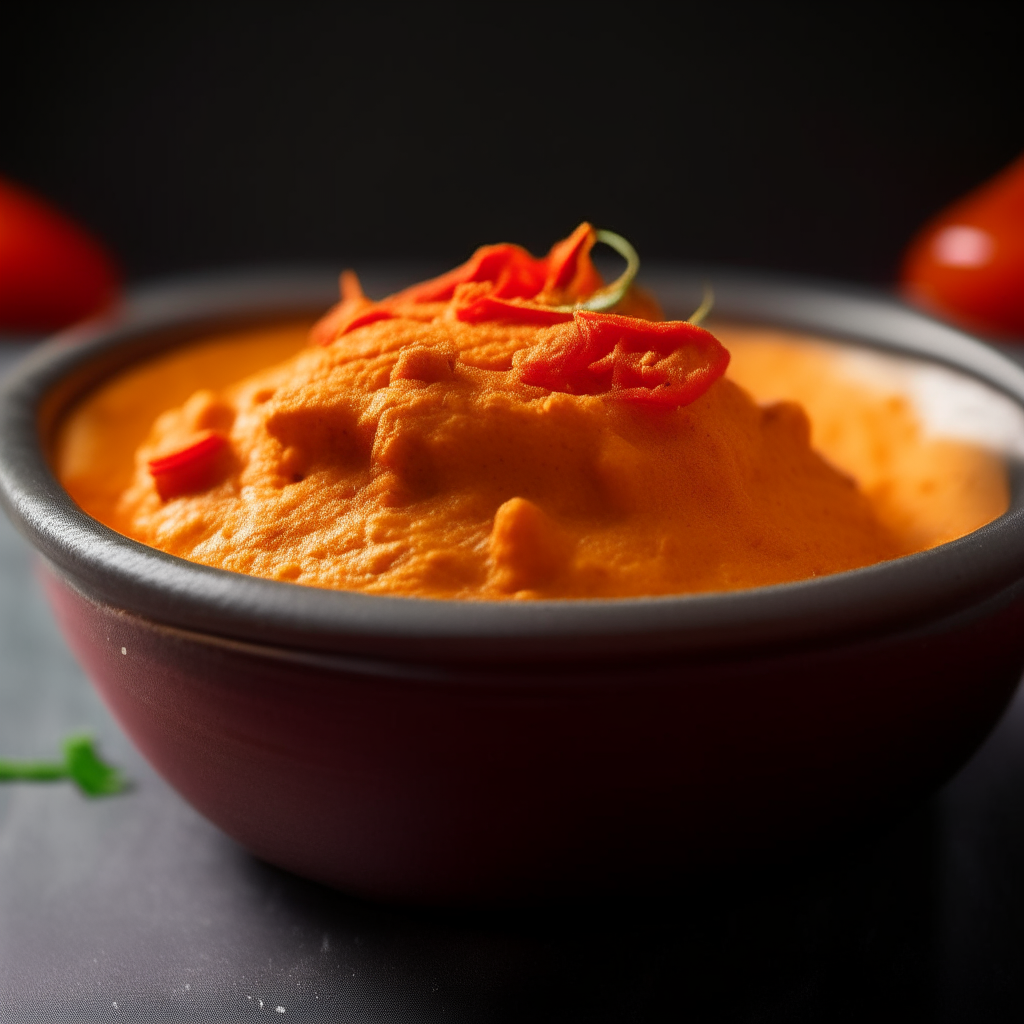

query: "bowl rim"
left=3, top=266, right=1024, bottom=664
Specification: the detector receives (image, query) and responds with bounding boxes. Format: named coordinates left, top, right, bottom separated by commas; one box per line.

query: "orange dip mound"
left=720, top=326, right=1009, bottom=553
left=54, top=228, right=1010, bottom=600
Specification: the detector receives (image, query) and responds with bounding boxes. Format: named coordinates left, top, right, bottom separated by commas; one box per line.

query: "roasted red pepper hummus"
left=56, top=225, right=1009, bottom=599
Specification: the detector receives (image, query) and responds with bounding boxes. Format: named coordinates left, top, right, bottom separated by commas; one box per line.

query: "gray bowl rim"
left=3, top=265, right=1024, bottom=664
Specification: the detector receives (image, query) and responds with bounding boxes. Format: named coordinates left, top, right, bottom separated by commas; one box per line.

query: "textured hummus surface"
left=56, top=307, right=1010, bottom=600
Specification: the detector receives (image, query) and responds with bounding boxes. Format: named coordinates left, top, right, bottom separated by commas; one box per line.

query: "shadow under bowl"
left=3, top=268, right=1024, bottom=906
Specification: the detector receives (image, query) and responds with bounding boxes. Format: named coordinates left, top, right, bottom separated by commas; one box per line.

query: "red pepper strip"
left=539, top=222, right=603, bottom=302
left=384, top=224, right=604, bottom=306
left=314, top=306, right=396, bottom=345
left=337, top=306, right=395, bottom=337
left=454, top=293, right=575, bottom=326
left=388, top=243, right=548, bottom=304
left=514, top=311, right=730, bottom=407
left=312, top=224, right=627, bottom=345
left=148, top=431, right=229, bottom=500
left=311, top=270, right=381, bottom=345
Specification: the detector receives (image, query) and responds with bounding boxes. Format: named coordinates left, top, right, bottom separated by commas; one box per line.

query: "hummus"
left=55, top=226, right=1010, bottom=599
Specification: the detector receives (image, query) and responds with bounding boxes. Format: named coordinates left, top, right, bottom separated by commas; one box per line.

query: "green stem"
left=0, top=761, right=68, bottom=782
left=555, top=229, right=641, bottom=313
left=687, top=282, right=715, bottom=325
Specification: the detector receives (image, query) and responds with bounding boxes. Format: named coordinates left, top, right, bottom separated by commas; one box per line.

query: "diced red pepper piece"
left=148, top=431, right=229, bottom=500
left=514, top=311, right=730, bottom=408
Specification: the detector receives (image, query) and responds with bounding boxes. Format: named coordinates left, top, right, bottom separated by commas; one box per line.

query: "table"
left=4, top=341, right=1024, bottom=1022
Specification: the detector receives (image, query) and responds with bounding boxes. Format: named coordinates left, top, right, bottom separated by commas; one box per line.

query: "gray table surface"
left=5, top=340, right=1024, bottom=1022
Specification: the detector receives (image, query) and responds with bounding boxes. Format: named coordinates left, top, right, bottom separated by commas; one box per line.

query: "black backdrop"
left=2, top=6, right=1020, bottom=285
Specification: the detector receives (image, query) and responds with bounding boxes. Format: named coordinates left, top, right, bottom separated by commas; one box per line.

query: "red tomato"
left=901, top=154, right=1024, bottom=339
left=0, top=176, right=120, bottom=334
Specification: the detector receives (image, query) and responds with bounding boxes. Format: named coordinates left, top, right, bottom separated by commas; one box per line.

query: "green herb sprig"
left=556, top=229, right=641, bottom=313
left=0, top=735, right=128, bottom=797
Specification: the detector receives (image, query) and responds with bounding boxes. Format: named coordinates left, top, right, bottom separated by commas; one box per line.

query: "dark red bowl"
left=3, top=268, right=1024, bottom=905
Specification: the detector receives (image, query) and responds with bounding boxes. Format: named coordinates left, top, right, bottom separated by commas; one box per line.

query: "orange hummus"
left=55, top=226, right=1010, bottom=599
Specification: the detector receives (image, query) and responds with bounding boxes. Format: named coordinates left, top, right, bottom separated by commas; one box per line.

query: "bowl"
left=3, top=268, right=1024, bottom=905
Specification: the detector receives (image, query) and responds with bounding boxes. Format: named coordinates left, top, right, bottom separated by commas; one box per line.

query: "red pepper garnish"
left=312, top=270, right=390, bottom=346
left=337, top=306, right=395, bottom=335
left=308, top=227, right=727, bottom=408
left=453, top=291, right=575, bottom=326
left=148, top=431, right=229, bottom=500
left=514, top=311, right=730, bottom=408
left=537, top=222, right=603, bottom=304
left=311, top=223, right=629, bottom=344
left=391, top=243, right=550, bottom=304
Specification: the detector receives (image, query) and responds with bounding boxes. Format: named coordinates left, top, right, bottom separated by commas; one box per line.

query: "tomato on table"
left=902, top=154, right=1024, bottom=340
left=0, top=175, right=120, bottom=335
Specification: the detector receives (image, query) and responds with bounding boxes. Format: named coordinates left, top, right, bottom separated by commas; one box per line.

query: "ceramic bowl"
left=3, top=268, right=1024, bottom=905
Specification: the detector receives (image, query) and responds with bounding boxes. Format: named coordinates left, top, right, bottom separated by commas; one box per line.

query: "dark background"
left=2, top=8, right=1021, bottom=284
